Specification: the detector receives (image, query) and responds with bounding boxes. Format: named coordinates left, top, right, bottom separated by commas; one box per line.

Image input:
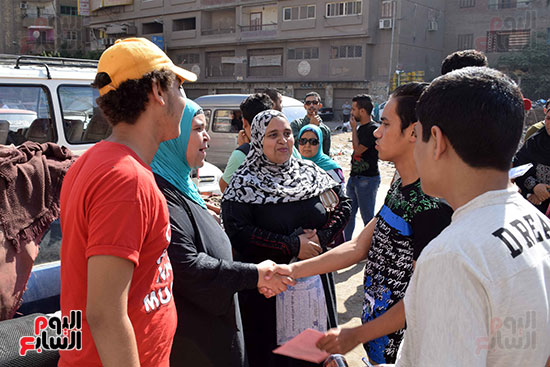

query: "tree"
left=497, top=36, right=550, bottom=100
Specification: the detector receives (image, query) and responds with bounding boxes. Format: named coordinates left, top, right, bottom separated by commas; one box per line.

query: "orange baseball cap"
left=97, top=37, right=197, bottom=96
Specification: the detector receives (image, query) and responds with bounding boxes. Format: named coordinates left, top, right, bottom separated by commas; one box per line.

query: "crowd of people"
left=57, top=38, right=550, bottom=367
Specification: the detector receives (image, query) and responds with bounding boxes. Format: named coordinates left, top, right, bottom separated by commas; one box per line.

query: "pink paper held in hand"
left=272, top=328, right=330, bottom=363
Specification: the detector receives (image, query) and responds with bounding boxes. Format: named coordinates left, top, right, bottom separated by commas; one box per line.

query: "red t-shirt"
left=59, top=141, right=177, bottom=367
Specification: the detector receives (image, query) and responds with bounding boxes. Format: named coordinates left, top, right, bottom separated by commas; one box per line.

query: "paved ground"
left=328, top=126, right=395, bottom=366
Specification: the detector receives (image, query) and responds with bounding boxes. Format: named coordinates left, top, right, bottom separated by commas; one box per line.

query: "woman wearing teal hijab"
left=151, top=98, right=293, bottom=367
left=151, top=98, right=207, bottom=208
left=298, top=124, right=345, bottom=190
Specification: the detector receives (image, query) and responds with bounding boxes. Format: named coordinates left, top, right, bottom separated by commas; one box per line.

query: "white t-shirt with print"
left=396, top=188, right=550, bottom=367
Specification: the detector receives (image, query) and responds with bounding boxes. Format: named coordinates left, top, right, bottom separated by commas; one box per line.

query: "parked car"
left=194, top=94, right=306, bottom=169
left=0, top=55, right=220, bottom=320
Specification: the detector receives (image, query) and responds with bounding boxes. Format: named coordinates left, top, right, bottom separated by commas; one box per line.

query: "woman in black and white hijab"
left=222, top=110, right=351, bottom=367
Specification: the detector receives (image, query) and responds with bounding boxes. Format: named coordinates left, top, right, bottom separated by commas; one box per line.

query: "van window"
left=212, top=109, right=242, bottom=133
left=58, top=85, right=110, bottom=144
left=0, top=85, right=55, bottom=145
left=203, top=109, right=211, bottom=131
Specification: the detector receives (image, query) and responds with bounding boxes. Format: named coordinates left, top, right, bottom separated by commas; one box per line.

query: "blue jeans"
left=344, top=175, right=381, bottom=240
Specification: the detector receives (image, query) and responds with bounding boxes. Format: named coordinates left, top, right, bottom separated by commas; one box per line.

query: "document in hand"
left=276, top=275, right=327, bottom=345
left=272, top=328, right=330, bottom=363
left=509, top=163, right=533, bottom=180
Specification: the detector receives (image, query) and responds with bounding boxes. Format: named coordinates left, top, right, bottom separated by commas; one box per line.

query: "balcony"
left=22, top=16, right=55, bottom=28
left=240, top=23, right=277, bottom=32
left=240, top=23, right=277, bottom=39
left=201, top=8, right=236, bottom=38
left=26, top=38, right=55, bottom=45
left=201, top=27, right=236, bottom=36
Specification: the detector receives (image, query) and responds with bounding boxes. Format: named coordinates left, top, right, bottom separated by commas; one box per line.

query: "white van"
left=194, top=94, right=306, bottom=169
left=0, top=54, right=221, bottom=193
left=0, top=55, right=220, bottom=317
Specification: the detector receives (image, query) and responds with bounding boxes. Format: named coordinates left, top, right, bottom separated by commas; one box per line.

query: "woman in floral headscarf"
left=222, top=110, right=351, bottom=367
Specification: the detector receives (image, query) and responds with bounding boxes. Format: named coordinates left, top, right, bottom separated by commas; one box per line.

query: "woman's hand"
left=303, top=228, right=320, bottom=247
left=533, top=183, right=550, bottom=202
left=298, top=233, right=322, bottom=259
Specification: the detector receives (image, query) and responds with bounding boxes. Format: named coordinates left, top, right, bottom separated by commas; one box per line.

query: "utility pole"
left=387, top=0, right=398, bottom=95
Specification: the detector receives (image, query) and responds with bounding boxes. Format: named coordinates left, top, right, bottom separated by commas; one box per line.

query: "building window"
left=60, top=5, right=77, bottom=15
left=457, top=34, right=474, bottom=49
left=176, top=53, right=199, bottom=64
left=173, top=17, right=196, bottom=31
left=326, top=1, right=362, bottom=17
left=487, top=0, right=529, bottom=9
left=487, top=30, right=530, bottom=52
left=142, top=22, right=163, bottom=34
left=288, top=47, right=319, bottom=60
left=283, top=5, right=316, bottom=21
left=206, top=51, right=235, bottom=78
left=381, top=1, right=394, bottom=18
left=330, top=45, right=362, bottom=58
left=65, top=30, right=79, bottom=40
left=459, top=0, right=475, bottom=7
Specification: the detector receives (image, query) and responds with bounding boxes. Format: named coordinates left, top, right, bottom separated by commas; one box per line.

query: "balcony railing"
left=201, top=27, right=236, bottom=36
left=26, top=39, right=55, bottom=45
left=240, top=23, right=277, bottom=32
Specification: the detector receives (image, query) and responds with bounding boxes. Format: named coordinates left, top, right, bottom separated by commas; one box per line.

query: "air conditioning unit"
left=379, top=18, right=393, bottom=29
left=20, top=2, right=28, bottom=9
left=428, top=20, right=438, bottom=31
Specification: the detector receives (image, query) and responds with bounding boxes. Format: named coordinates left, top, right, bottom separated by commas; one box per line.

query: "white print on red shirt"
left=143, top=248, right=174, bottom=313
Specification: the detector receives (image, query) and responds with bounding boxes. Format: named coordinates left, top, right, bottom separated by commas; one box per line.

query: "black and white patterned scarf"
left=222, top=110, right=337, bottom=204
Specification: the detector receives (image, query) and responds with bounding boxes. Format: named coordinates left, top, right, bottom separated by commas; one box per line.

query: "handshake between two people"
left=255, top=228, right=322, bottom=298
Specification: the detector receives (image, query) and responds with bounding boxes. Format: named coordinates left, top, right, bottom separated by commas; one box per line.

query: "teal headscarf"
left=298, top=124, right=341, bottom=172
left=151, top=98, right=207, bottom=209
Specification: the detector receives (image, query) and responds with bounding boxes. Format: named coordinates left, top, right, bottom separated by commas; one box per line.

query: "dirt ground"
left=327, top=125, right=395, bottom=366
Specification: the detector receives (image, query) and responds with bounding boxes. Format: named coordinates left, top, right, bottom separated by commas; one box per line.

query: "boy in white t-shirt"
left=396, top=67, right=550, bottom=366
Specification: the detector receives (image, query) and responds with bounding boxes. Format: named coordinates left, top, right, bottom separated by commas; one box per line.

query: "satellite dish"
left=33, top=30, right=40, bottom=39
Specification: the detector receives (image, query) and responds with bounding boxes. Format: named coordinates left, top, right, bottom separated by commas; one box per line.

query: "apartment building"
left=85, top=0, right=448, bottom=108
left=444, top=0, right=550, bottom=67
left=18, top=0, right=546, bottom=111
left=0, top=0, right=86, bottom=56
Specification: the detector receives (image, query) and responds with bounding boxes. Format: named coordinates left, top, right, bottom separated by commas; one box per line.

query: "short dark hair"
left=417, top=67, right=524, bottom=171
left=390, top=82, right=429, bottom=132
left=352, top=94, right=374, bottom=115
left=305, top=91, right=321, bottom=102
left=92, top=69, right=177, bottom=126
left=240, top=93, right=273, bottom=123
left=441, top=50, right=488, bottom=75
left=263, top=88, right=281, bottom=103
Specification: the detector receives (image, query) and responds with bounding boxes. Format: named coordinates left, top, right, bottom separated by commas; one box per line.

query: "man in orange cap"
left=59, top=38, right=196, bottom=367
